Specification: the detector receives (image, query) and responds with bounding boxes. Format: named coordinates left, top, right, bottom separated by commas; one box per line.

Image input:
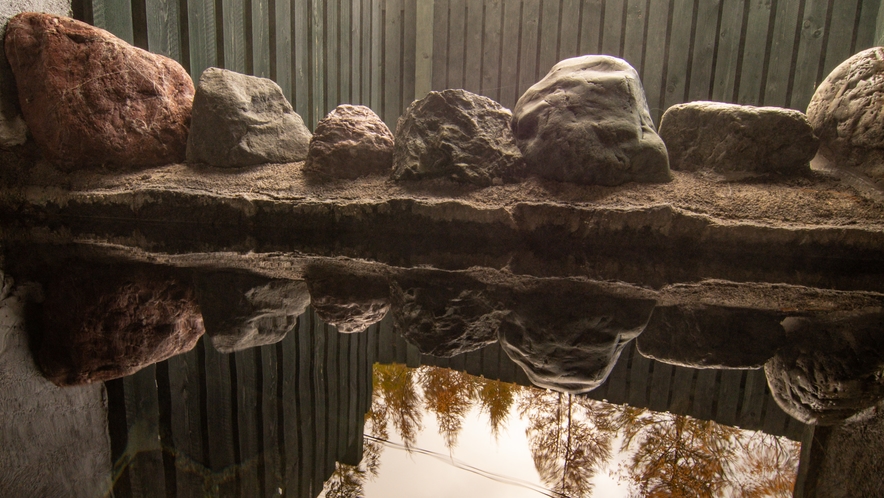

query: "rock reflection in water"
left=306, top=264, right=391, bottom=333
left=195, top=271, right=310, bottom=352
left=765, top=310, right=884, bottom=426
left=38, top=263, right=204, bottom=386
left=355, top=363, right=800, bottom=498
left=498, top=280, right=656, bottom=394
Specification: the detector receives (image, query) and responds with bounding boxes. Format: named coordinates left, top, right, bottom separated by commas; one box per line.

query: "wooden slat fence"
left=76, top=0, right=882, bottom=128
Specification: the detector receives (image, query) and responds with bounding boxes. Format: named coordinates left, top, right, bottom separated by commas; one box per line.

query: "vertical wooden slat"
left=790, top=0, right=830, bottom=110
left=235, top=348, right=260, bottom=495
left=711, top=0, right=745, bottom=103
left=463, top=0, right=484, bottom=93
left=402, top=0, right=418, bottom=110
left=415, top=0, right=435, bottom=99
left=662, top=0, right=695, bottom=110
left=351, top=0, right=363, bottom=103
left=341, top=0, right=353, bottom=102
left=274, top=0, right=293, bottom=100
left=578, top=0, right=604, bottom=56
left=483, top=342, right=501, bottom=381
left=715, top=369, right=743, bottom=427
left=146, top=0, right=182, bottom=59
left=602, top=343, right=630, bottom=405
left=464, top=348, right=483, bottom=376
left=601, top=0, right=626, bottom=56
left=642, top=0, right=671, bottom=122
left=312, top=0, right=327, bottom=127
left=362, top=0, right=373, bottom=103
left=378, top=313, right=395, bottom=363
left=124, top=364, right=166, bottom=498
left=447, top=0, right=467, bottom=89
left=260, top=343, right=282, bottom=497
left=558, top=0, right=581, bottom=59
left=647, top=361, right=674, bottom=413
left=537, top=0, right=561, bottom=76
left=311, top=313, right=329, bottom=493
left=294, top=0, right=311, bottom=118
left=740, top=369, right=768, bottom=428
left=498, top=0, right=522, bottom=107
left=222, top=0, right=247, bottom=72
left=431, top=0, right=450, bottom=90
left=738, top=0, right=774, bottom=104
left=518, top=0, right=541, bottom=91
left=187, top=0, right=217, bottom=81
left=167, top=351, right=206, bottom=498
left=762, top=392, right=790, bottom=436
left=622, top=0, right=648, bottom=70
left=763, top=0, right=803, bottom=106
left=691, top=369, right=717, bottom=420
left=327, top=0, right=340, bottom=114
left=687, top=0, right=720, bottom=102
left=371, top=0, right=383, bottom=112
left=820, top=1, right=860, bottom=78
left=93, top=0, right=135, bottom=43
left=325, top=324, right=340, bottom=477
left=668, top=367, right=695, bottom=413
left=252, top=0, right=271, bottom=77
left=336, top=331, right=351, bottom=461
left=203, top=343, right=236, bottom=496
left=294, top=313, right=313, bottom=498
left=627, top=349, right=652, bottom=408
left=856, top=0, right=880, bottom=50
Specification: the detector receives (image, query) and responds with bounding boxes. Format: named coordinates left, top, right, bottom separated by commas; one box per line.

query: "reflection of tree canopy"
left=518, top=390, right=618, bottom=498
left=370, top=363, right=422, bottom=448
left=476, top=376, right=518, bottom=438
left=419, top=367, right=477, bottom=449
left=615, top=408, right=799, bottom=498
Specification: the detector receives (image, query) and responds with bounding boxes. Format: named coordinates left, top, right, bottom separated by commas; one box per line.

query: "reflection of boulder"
left=498, top=280, right=656, bottom=393
left=391, top=272, right=505, bottom=357
left=764, top=311, right=884, bottom=426
left=195, top=272, right=310, bottom=353
left=637, top=305, right=787, bottom=369
left=38, top=264, right=204, bottom=386
left=306, top=266, right=390, bottom=333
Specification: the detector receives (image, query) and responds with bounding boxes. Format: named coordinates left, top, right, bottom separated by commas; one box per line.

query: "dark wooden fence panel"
left=79, top=0, right=882, bottom=128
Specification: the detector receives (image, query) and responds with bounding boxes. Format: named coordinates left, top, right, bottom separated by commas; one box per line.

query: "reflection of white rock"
left=0, top=277, right=111, bottom=496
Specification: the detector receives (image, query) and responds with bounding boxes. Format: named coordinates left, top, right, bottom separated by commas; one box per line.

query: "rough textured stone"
left=0, top=0, right=71, bottom=149
left=37, top=264, right=204, bottom=386
left=511, top=55, right=670, bottom=186
left=306, top=265, right=390, bottom=333
left=5, top=13, right=193, bottom=169
left=807, top=47, right=884, bottom=183
left=187, top=67, right=311, bottom=167
left=764, top=311, right=884, bottom=426
left=195, top=272, right=309, bottom=353
left=391, top=272, right=504, bottom=357
left=392, top=89, right=524, bottom=186
left=498, top=280, right=657, bottom=393
left=304, top=104, right=394, bottom=179
left=659, top=101, right=818, bottom=174
left=637, top=305, right=787, bottom=369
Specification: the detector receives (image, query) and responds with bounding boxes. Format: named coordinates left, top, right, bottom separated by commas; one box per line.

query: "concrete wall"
left=0, top=273, right=112, bottom=497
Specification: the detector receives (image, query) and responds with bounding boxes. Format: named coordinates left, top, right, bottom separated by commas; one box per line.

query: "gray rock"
left=498, top=280, right=657, bottom=393
left=187, top=67, right=311, bottom=167
left=659, top=101, right=818, bottom=174
left=764, top=311, right=884, bottom=426
left=636, top=305, right=787, bottom=369
left=511, top=55, right=670, bottom=186
left=391, top=272, right=504, bottom=357
left=195, top=272, right=310, bottom=353
left=306, top=266, right=390, bottom=333
left=807, top=47, right=884, bottom=183
left=304, top=104, right=394, bottom=179
left=392, top=89, right=524, bottom=186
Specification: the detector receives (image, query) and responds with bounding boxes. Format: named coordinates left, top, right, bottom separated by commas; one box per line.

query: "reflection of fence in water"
left=106, top=307, right=374, bottom=498
left=106, top=303, right=803, bottom=495
left=369, top=312, right=806, bottom=441
left=77, top=0, right=880, bottom=128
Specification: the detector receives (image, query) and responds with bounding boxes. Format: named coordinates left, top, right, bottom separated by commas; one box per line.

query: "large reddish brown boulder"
left=4, top=13, right=194, bottom=169
left=37, top=264, right=204, bottom=386
left=304, top=104, right=394, bottom=179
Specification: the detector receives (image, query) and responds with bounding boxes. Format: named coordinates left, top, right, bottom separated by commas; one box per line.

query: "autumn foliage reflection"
left=324, top=363, right=799, bottom=498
